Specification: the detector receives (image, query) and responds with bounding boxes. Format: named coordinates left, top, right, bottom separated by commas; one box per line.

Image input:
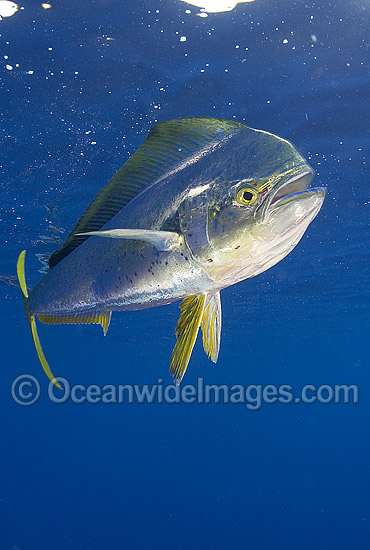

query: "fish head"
left=180, top=128, right=326, bottom=286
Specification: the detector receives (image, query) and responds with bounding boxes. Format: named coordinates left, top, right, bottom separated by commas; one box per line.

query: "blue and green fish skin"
left=17, top=118, right=326, bottom=385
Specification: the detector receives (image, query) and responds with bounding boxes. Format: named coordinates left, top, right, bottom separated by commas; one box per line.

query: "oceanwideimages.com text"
left=11, top=375, right=359, bottom=410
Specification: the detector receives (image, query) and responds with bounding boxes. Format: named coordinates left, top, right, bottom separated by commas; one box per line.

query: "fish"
left=16, top=117, right=326, bottom=387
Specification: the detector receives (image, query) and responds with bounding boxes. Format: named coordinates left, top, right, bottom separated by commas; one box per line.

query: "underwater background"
left=1, top=0, right=369, bottom=548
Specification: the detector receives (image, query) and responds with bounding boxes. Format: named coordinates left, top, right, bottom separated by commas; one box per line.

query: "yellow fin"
left=38, top=311, right=112, bottom=335
left=170, top=294, right=206, bottom=385
left=16, top=250, right=28, bottom=298
left=201, top=292, right=222, bottom=363
left=30, top=316, right=61, bottom=389
left=16, top=250, right=61, bottom=389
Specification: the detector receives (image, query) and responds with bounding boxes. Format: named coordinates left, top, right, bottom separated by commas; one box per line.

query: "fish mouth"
left=257, top=167, right=319, bottom=221
left=265, top=167, right=326, bottom=235
left=270, top=169, right=314, bottom=205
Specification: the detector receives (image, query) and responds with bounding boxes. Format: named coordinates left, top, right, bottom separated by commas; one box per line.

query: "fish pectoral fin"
left=37, top=311, right=112, bottom=335
left=16, top=250, right=61, bottom=389
left=201, top=291, right=222, bottom=363
left=76, top=229, right=182, bottom=252
left=170, top=294, right=206, bottom=385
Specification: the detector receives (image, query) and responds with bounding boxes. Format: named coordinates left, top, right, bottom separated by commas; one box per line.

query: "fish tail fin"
left=16, top=250, right=61, bottom=389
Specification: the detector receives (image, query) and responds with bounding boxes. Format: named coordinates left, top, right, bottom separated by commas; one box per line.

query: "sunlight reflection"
left=180, top=0, right=255, bottom=16
left=0, top=0, right=18, bottom=19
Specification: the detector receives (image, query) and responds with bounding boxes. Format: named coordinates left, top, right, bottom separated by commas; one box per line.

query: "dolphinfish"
left=17, top=117, right=326, bottom=387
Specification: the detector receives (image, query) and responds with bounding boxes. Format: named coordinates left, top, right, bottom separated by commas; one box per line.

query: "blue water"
left=1, top=1, right=369, bottom=548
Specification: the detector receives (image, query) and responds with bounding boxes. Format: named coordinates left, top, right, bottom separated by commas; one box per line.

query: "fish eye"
left=236, top=188, right=258, bottom=205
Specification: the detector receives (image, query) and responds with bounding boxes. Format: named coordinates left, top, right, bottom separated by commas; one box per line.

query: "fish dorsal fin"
left=48, top=117, right=245, bottom=269
left=201, top=292, right=222, bottom=363
left=170, top=294, right=206, bottom=386
left=37, top=311, right=112, bottom=335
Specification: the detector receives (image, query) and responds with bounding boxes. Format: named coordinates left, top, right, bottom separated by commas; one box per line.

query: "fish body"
left=17, top=118, right=326, bottom=385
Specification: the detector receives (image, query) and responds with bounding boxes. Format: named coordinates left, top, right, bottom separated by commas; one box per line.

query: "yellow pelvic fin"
left=201, top=292, right=222, bottom=363
left=16, top=251, right=61, bottom=389
left=170, top=294, right=206, bottom=386
left=37, top=311, right=112, bottom=335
